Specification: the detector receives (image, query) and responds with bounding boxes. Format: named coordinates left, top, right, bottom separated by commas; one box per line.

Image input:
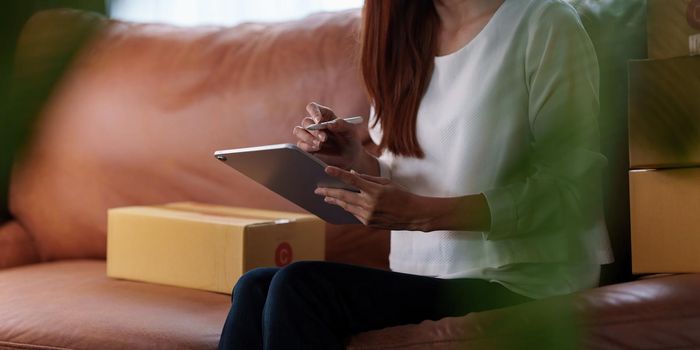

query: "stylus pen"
left=305, top=116, right=364, bottom=131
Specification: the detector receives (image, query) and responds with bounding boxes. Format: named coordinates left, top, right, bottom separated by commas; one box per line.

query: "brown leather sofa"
left=2, top=2, right=699, bottom=349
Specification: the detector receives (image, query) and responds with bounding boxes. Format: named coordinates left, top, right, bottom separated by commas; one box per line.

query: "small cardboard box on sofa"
left=107, top=202, right=325, bottom=294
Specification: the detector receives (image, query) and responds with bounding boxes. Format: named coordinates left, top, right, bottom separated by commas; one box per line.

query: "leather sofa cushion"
left=348, top=274, right=700, bottom=350
left=9, top=10, right=382, bottom=263
left=348, top=273, right=700, bottom=349
left=3, top=261, right=699, bottom=350
left=0, top=221, right=38, bottom=269
left=0, top=260, right=231, bottom=350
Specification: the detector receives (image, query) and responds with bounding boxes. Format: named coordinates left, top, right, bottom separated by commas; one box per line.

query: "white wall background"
left=110, top=0, right=364, bottom=26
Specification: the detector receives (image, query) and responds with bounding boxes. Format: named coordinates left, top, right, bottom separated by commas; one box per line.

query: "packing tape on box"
left=692, top=33, right=700, bottom=55
left=689, top=0, right=700, bottom=55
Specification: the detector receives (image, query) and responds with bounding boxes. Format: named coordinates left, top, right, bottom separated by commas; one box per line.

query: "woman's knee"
left=267, top=261, right=331, bottom=297
left=232, top=267, right=278, bottom=301
left=262, top=261, right=346, bottom=338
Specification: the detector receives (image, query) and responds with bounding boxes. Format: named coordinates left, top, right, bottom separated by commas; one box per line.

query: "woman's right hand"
left=293, top=102, right=372, bottom=172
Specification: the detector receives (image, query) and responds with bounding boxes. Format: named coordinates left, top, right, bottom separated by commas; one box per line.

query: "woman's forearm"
left=320, top=166, right=492, bottom=231
left=416, top=194, right=491, bottom=232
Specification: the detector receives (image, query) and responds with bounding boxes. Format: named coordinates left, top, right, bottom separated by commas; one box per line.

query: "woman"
left=219, top=0, right=613, bottom=348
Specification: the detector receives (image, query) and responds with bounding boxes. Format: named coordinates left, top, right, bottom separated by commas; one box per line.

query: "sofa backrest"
left=9, top=2, right=648, bottom=283
left=9, top=9, right=383, bottom=263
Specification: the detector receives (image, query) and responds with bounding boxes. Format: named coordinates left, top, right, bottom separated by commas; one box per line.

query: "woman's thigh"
left=264, top=261, right=531, bottom=335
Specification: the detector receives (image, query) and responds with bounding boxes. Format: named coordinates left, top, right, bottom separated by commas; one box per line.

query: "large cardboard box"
left=107, top=202, right=325, bottom=294
left=648, top=0, right=700, bottom=59
left=628, top=57, right=700, bottom=169
left=630, top=168, right=700, bottom=273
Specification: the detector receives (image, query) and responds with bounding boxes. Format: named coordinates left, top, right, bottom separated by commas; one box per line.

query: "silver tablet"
left=214, top=144, right=361, bottom=224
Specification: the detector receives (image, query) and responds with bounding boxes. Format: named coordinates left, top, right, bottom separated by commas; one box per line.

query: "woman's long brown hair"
left=360, top=0, right=439, bottom=158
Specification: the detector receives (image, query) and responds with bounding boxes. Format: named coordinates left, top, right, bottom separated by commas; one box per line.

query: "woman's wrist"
left=416, top=194, right=491, bottom=232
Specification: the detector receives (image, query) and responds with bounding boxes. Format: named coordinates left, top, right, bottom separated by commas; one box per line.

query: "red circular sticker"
left=275, top=242, right=293, bottom=267
left=688, top=0, right=700, bottom=30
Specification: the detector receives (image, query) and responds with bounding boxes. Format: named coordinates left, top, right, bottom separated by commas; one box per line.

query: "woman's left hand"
left=315, top=166, right=434, bottom=231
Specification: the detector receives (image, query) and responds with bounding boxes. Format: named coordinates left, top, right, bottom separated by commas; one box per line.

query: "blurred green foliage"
left=629, top=57, right=700, bottom=164
left=568, top=0, right=648, bottom=285
left=0, top=0, right=106, bottom=223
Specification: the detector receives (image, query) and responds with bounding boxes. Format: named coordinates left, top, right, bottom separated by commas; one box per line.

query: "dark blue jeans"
left=218, top=261, right=531, bottom=350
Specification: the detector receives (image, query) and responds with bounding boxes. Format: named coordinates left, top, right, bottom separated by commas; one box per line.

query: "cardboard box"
left=107, top=202, right=325, bottom=294
left=628, top=57, right=700, bottom=169
left=630, top=168, right=700, bottom=273
left=648, top=0, right=700, bottom=59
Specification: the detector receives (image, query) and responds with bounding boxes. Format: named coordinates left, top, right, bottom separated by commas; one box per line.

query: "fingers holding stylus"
left=293, top=126, right=320, bottom=152
left=306, top=102, right=334, bottom=136
left=295, top=102, right=366, bottom=173
left=306, top=102, right=336, bottom=124
left=294, top=103, right=333, bottom=151
left=301, top=117, right=327, bottom=141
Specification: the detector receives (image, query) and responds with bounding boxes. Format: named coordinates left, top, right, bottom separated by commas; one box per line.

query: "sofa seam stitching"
left=0, top=340, right=73, bottom=350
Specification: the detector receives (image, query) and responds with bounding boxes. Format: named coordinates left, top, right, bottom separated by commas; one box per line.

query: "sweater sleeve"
left=482, top=2, right=607, bottom=240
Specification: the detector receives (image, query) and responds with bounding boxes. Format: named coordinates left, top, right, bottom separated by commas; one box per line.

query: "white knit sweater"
left=369, top=0, right=613, bottom=299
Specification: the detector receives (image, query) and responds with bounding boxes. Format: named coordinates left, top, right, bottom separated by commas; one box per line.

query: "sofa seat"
left=0, top=260, right=230, bottom=350
left=3, top=260, right=700, bottom=350
left=348, top=273, right=700, bottom=349
left=0, top=221, right=38, bottom=270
